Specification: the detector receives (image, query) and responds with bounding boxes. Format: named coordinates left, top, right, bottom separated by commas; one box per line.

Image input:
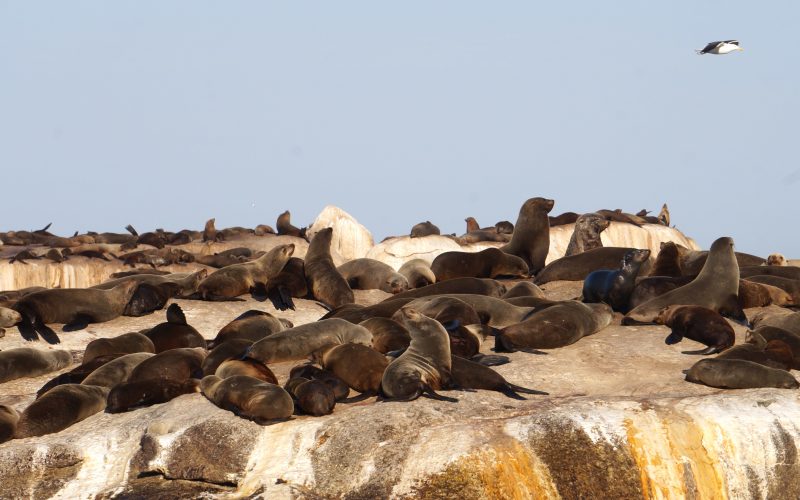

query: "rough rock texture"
left=307, top=205, right=375, bottom=261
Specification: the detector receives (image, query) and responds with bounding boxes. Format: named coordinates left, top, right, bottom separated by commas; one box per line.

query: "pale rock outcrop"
left=307, top=206, right=374, bottom=262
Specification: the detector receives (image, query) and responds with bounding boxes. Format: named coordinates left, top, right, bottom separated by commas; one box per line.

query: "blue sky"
left=2, top=2, right=797, bottom=256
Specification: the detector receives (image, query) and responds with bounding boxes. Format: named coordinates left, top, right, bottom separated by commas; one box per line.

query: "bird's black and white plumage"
left=696, top=40, right=743, bottom=55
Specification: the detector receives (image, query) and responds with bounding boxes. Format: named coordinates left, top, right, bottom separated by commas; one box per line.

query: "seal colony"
left=0, top=198, right=798, bottom=446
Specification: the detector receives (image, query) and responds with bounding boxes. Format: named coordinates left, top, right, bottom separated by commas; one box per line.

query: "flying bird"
left=695, top=40, right=744, bottom=55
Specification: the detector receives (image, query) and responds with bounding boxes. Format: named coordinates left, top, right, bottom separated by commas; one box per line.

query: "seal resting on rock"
left=582, top=249, right=651, bottom=312
left=201, top=374, right=295, bottom=423
left=337, top=258, right=409, bottom=294
left=15, top=384, right=110, bottom=438
left=432, top=247, right=529, bottom=281
left=684, top=358, right=798, bottom=389
left=656, top=305, right=735, bottom=355
left=196, top=244, right=294, bottom=301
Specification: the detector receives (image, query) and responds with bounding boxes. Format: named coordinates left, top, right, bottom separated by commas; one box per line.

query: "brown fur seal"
left=80, top=352, right=155, bottom=388
left=0, top=405, right=19, bottom=444
left=202, top=339, right=254, bottom=376
left=289, top=364, right=351, bottom=401
left=380, top=307, right=456, bottom=402
left=0, top=307, right=21, bottom=333
left=565, top=213, right=610, bottom=256
left=738, top=279, right=794, bottom=308
left=203, top=218, right=218, bottom=242
left=495, top=220, right=514, bottom=234
left=535, top=247, right=648, bottom=285
left=319, top=298, right=414, bottom=324
left=582, top=249, right=651, bottom=312
left=410, top=221, right=440, bottom=238
left=595, top=209, right=647, bottom=226
left=405, top=294, right=534, bottom=328
left=82, top=332, right=155, bottom=365
left=387, top=277, right=506, bottom=301
left=94, top=268, right=208, bottom=299
left=624, top=237, right=745, bottom=325
left=110, top=269, right=170, bottom=279
left=128, top=347, right=207, bottom=383
left=744, top=275, right=800, bottom=305
left=143, top=304, right=206, bottom=352
left=398, top=259, right=436, bottom=289
left=358, top=317, right=411, bottom=354
left=337, top=258, right=409, bottom=294
left=15, top=384, right=110, bottom=438
left=656, top=305, right=735, bottom=355
left=0, top=348, right=73, bottom=383
left=450, top=355, right=547, bottom=399
left=320, top=343, right=389, bottom=394
left=276, top=210, right=307, bottom=239
left=496, top=301, right=613, bottom=351
left=767, top=253, right=787, bottom=266
left=284, top=377, right=336, bottom=416
left=14, top=281, right=139, bottom=343
left=266, top=257, right=308, bottom=311
left=501, top=281, right=545, bottom=299
left=715, top=334, right=792, bottom=370
left=548, top=212, right=579, bottom=226
left=37, top=354, right=122, bottom=397
left=500, top=197, right=554, bottom=274
left=248, top=319, right=372, bottom=364
left=746, top=327, right=800, bottom=369
left=649, top=242, right=684, bottom=277
left=195, top=252, right=249, bottom=268
left=209, top=310, right=290, bottom=348
left=751, top=311, right=800, bottom=336
left=107, top=379, right=200, bottom=413
left=392, top=296, right=484, bottom=359
left=119, top=247, right=195, bottom=267
left=681, top=251, right=765, bottom=276
left=304, top=228, right=355, bottom=308
left=685, top=358, right=798, bottom=389
left=197, top=243, right=294, bottom=301
left=431, top=248, right=529, bottom=281
left=216, top=358, right=278, bottom=384
left=201, top=374, right=294, bottom=423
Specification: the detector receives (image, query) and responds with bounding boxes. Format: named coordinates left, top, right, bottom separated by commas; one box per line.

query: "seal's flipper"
left=508, top=383, right=548, bottom=396
left=493, top=333, right=515, bottom=353
left=719, top=295, right=750, bottom=327
left=470, top=354, right=510, bottom=366
left=422, top=386, right=458, bottom=403
left=681, top=346, right=720, bottom=355
left=17, top=320, right=39, bottom=342
left=62, top=315, right=92, bottom=332
left=499, top=385, right=527, bottom=400
left=35, top=321, right=61, bottom=344
left=665, top=332, right=683, bottom=345
left=268, top=286, right=295, bottom=311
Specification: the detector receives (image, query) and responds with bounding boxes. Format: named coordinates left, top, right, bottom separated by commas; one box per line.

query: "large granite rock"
left=307, top=206, right=374, bottom=261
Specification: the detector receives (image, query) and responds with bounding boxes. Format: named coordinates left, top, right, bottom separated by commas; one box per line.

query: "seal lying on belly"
left=196, top=244, right=294, bottom=301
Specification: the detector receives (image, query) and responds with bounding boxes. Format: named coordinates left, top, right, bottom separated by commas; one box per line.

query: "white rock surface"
left=307, top=206, right=374, bottom=261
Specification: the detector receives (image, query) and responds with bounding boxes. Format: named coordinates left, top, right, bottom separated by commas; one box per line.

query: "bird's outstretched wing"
left=723, top=40, right=739, bottom=45
left=697, top=41, right=723, bottom=54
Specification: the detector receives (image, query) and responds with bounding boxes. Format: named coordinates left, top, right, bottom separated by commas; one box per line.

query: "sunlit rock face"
left=307, top=205, right=375, bottom=262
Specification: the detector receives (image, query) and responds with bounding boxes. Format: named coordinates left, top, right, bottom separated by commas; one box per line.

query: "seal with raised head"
left=392, top=296, right=485, bottom=359
left=107, top=378, right=200, bottom=413
left=143, top=303, right=206, bottom=353
left=247, top=319, right=372, bottom=364
left=276, top=210, right=307, bottom=239
left=431, top=247, right=529, bottom=282
left=380, top=307, right=456, bottom=402
left=304, top=228, right=354, bottom=308
left=398, top=259, right=436, bottom=289
left=0, top=348, right=72, bottom=383
left=649, top=241, right=684, bottom=277
left=14, top=281, right=139, bottom=343
left=684, top=358, right=799, bottom=389
left=197, top=244, right=294, bottom=301
left=565, top=213, right=610, bottom=256
left=655, top=305, right=735, bottom=355
left=82, top=332, right=155, bottom=365
left=337, top=258, right=409, bottom=294
left=201, top=374, right=295, bottom=423
left=410, top=221, right=440, bottom=238
left=500, top=197, right=554, bottom=274
left=14, top=384, right=110, bottom=438
left=582, top=249, right=651, bottom=312
left=266, top=257, right=308, bottom=311
left=203, top=218, right=218, bottom=242
left=209, top=310, right=290, bottom=348
left=624, top=237, right=745, bottom=325
left=320, top=343, right=389, bottom=395
left=535, top=247, right=649, bottom=285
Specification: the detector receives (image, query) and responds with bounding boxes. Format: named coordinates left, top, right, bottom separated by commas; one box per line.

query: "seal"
left=36, top=354, right=123, bottom=398
left=0, top=348, right=73, bottom=383
left=337, top=258, right=409, bottom=294
left=14, top=384, right=110, bottom=438
left=80, top=352, right=155, bottom=388
left=682, top=251, right=765, bottom=276
left=127, top=347, right=207, bottom=383
left=495, top=220, right=514, bottom=234
left=203, top=218, right=218, bottom=242
left=380, top=307, right=456, bottom=402
left=202, top=339, right=254, bottom=376
left=209, top=309, right=290, bottom=348
left=548, top=212, right=579, bottom=226
left=767, top=253, right=787, bottom=266
left=392, top=296, right=484, bottom=359
left=716, top=334, right=792, bottom=370
left=109, top=269, right=170, bottom=279
left=410, top=221, right=440, bottom=238
left=283, top=377, right=336, bottom=416
left=501, top=281, right=545, bottom=300
left=405, top=294, right=534, bottom=328
left=398, top=259, right=436, bottom=289
left=565, top=213, right=610, bottom=256
left=82, top=332, right=155, bottom=365
left=744, top=275, right=800, bottom=305
left=751, top=311, right=800, bottom=336
left=495, top=301, right=613, bottom=351
left=450, top=355, right=547, bottom=399
left=431, top=248, right=529, bottom=281
left=289, top=364, right=351, bottom=401
left=248, top=319, right=372, bottom=364
left=200, top=374, right=295, bottom=423
left=266, top=257, right=308, bottom=311
left=197, top=243, right=294, bottom=301
left=582, top=249, right=651, bottom=312
left=738, top=279, right=794, bottom=308
left=276, top=210, right=307, bottom=239
left=320, top=343, right=389, bottom=394
left=215, top=358, right=278, bottom=384
left=500, top=197, right=554, bottom=274
left=595, top=209, right=646, bottom=226
left=0, top=405, right=19, bottom=444
left=649, top=241, right=684, bottom=277
left=106, top=379, right=200, bottom=413
left=684, top=358, right=799, bottom=389
left=746, top=326, right=800, bottom=369
left=304, top=228, right=355, bottom=308
left=143, top=304, right=207, bottom=353
left=655, top=305, right=735, bottom=355
left=535, top=247, right=649, bottom=285
left=358, top=317, right=411, bottom=354
left=319, top=298, right=414, bottom=324
left=0, top=307, right=21, bottom=337
left=628, top=276, right=694, bottom=310
left=14, top=280, right=139, bottom=343
left=623, top=237, right=745, bottom=325
left=388, top=277, right=506, bottom=301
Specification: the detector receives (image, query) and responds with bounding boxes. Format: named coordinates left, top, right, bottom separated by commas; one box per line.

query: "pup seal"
left=398, top=259, right=436, bottom=289
left=565, top=213, right=610, bottom=256
left=320, top=343, right=389, bottom=394
left=380, top=307, right=456, bottom=402
left=144, top=304, right=206, bottom=352
left=82, top=332, right=155, bottom=365
left=431, top=248, right=529, bottom=281
left=289, top=364, right=351, bottom=401
left=14, top=384, right=110, bottom=438
left=248, top=319, right=372, bottom=364
left=197, top=243, right=294, bottom=300
left=337, top=258, right=409, bottom=294
left=624, top=237, right=745, bottom=325
left=304, top=228, right=355, bottom=308
left=655, top=305, right=734, bottom=355
left=0, top=348, right=72, bottom=383
left=685, top=358, right=799, bottom=389
left=14, top=281, right=139, bottom=343
left=500, top=197, right=554, bottom=274
left=284, top=377, right=336, bottom=416
left=410, top=221, right=440, bottom=238
left=582, top=249, right=651, bottom=312
left=201, top=374, right=295, bottom=423
left=535, top=247, right=649, bottom=285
